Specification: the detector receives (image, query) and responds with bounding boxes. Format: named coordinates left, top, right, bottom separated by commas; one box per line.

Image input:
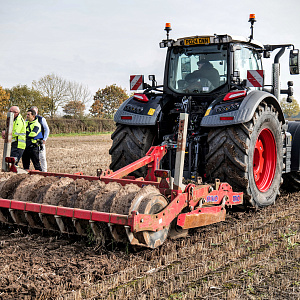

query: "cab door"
left=233, top=44, right=263, bottom=89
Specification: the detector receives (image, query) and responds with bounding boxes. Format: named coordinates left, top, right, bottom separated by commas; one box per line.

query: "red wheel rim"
left=253, top=128, right=277, bottom=192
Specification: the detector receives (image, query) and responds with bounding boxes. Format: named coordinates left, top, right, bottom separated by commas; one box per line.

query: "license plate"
left=184, top=37, right=210, bottom=46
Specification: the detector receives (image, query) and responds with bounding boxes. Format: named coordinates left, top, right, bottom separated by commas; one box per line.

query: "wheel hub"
left=253, top=128, right=277, bottom=192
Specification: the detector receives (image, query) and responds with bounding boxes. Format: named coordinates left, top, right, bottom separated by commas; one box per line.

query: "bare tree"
left=32, top=74, right=69, bottom=118
left=67, top=81, right=91, bottom=104
left=62, top=82, right=91, bottom=118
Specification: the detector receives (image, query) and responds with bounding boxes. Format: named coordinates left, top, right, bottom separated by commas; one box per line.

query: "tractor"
left=110, top=15, right=300, bottom=208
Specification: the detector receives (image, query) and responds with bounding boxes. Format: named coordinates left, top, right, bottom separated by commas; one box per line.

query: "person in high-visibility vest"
left=22, top=109, right=42, bottom=171
left=1, top=106, right=26, bottom=165
left=30, top=106, right=49, bottom=172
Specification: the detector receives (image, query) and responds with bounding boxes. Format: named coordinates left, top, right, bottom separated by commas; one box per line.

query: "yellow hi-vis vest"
left=26, top=118, right=41, bottom=146
left=12, top=114, right=26, bottom=150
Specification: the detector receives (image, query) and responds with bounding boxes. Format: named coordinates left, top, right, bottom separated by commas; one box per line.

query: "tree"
left=32, top=74, right=69, bottom=118
left=280, top=97, right=300, bottom=118
left=63, top=100, right=85, bottom=118
left=90, top=84, right=128, bottom=118
left=67, top=81, right=91, bottom=104
left=5, top=85, right=51, bottom=117
left=62, top=81, right=91, bottom=118
left=0, top=86, right=10, bottom=119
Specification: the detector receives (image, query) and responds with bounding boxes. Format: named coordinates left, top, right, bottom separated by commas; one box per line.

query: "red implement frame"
left=0, top=159, right=243, bottom=233
left=0, top=184, right=242, bottom=232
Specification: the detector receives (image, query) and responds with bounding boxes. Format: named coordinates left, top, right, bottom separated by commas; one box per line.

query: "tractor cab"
left=161, top=33, right=264, bottom=98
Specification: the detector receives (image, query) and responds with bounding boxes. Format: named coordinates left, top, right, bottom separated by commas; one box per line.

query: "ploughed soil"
left=0, top=135, right=299, bottom=299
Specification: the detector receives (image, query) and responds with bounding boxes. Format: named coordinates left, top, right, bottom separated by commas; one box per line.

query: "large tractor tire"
left=109, top=125, right=155, bottom=177
left=206, top=102, right=283, bottom=207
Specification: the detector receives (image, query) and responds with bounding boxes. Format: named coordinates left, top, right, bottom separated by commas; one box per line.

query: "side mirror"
left=289, top=49, right=300, bottom=75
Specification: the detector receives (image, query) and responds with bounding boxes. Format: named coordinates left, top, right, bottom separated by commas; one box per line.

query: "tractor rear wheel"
left=109, top=125, right=155, bottom=177
left=206, top=102, right=283, bottom=207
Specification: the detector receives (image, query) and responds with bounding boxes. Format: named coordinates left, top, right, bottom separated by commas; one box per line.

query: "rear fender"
left=114, top=95, right=162, bottom=126
left=201, top=90, right=285, bottom=127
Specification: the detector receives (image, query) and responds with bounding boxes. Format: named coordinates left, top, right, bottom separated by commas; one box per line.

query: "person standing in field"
left=22, top=109, right=42, bottom=171
left=1, top=106, right=26, bottom=165
left=30, top=106, right=49, bottom=172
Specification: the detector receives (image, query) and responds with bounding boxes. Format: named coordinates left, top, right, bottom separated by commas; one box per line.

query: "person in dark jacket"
left=22, top=109, right=42, bottom=171
left=30, top=106, right=50, bottom=172
left=185, top=59, right=220, bottom=90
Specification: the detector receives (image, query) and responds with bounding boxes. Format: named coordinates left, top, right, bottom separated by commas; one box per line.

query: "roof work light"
left=248, top=13, right=256, bottom=42
left=249, top=14, right=256, bottom=22
left=165, top=23, right=172, bottom=40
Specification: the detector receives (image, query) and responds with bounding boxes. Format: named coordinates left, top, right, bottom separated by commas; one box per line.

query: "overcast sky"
left=1, top=0, right=300, bottom=106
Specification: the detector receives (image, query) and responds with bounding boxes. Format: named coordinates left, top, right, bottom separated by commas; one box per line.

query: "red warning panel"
left=246, top=70, right=264, bottom=87
left=130, top=75, right=144, bottom=90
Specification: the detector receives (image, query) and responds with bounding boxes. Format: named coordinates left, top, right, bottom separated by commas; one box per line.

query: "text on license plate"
left=184, top=37, right=210, bottom=45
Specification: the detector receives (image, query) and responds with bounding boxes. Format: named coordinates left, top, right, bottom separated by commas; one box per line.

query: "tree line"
left=0, top=73, right=129, bottom=119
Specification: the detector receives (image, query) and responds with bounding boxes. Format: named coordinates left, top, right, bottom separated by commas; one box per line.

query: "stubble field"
left=0, top=134, right=299, bottom=299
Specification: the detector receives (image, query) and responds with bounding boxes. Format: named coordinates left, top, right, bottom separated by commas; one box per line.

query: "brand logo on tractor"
left=233, top=195, right=241, bottom=202
left=206, top=195, right=218, bottom=202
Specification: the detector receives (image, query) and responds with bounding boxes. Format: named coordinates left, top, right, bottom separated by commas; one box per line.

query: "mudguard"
left=287, top=121, right=300, bottom=172
left=114, top=94, right=162, bottom=126
left=201, top=90, right=285, bottom=127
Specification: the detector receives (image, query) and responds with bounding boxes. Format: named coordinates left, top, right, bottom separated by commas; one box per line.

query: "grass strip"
left=49, top=132, right=113, bottom=137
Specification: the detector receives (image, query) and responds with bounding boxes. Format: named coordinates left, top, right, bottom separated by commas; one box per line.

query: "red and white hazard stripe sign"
left=130, top=75, right=144, bottom=90
left=246, top=70, right=264, bottom=87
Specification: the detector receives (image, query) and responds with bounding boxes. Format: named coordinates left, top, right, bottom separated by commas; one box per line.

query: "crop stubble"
left=0, top=135, right=299, bottom=299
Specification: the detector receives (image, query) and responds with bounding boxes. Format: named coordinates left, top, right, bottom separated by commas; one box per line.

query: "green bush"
left=0, top=118, right=115, bottom=134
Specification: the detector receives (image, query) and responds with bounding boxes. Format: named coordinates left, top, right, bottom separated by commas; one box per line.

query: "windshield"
left=168, top=44, right=228, bottom=94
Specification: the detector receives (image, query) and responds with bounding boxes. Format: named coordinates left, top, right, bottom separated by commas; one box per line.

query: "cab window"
left=234, top=45, right=262, bottom=83
left=168, top=44, right=228, bottom=94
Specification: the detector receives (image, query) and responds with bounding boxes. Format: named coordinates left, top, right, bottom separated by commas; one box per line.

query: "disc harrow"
left=0, top=113, right=243, bottom=249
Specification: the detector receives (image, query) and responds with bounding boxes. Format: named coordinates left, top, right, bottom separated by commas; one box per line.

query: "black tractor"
left=109, top=16, right=300, bottom=207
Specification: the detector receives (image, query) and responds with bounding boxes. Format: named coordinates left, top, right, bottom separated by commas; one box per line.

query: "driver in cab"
left=185, top=58, right=220, bottom=92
